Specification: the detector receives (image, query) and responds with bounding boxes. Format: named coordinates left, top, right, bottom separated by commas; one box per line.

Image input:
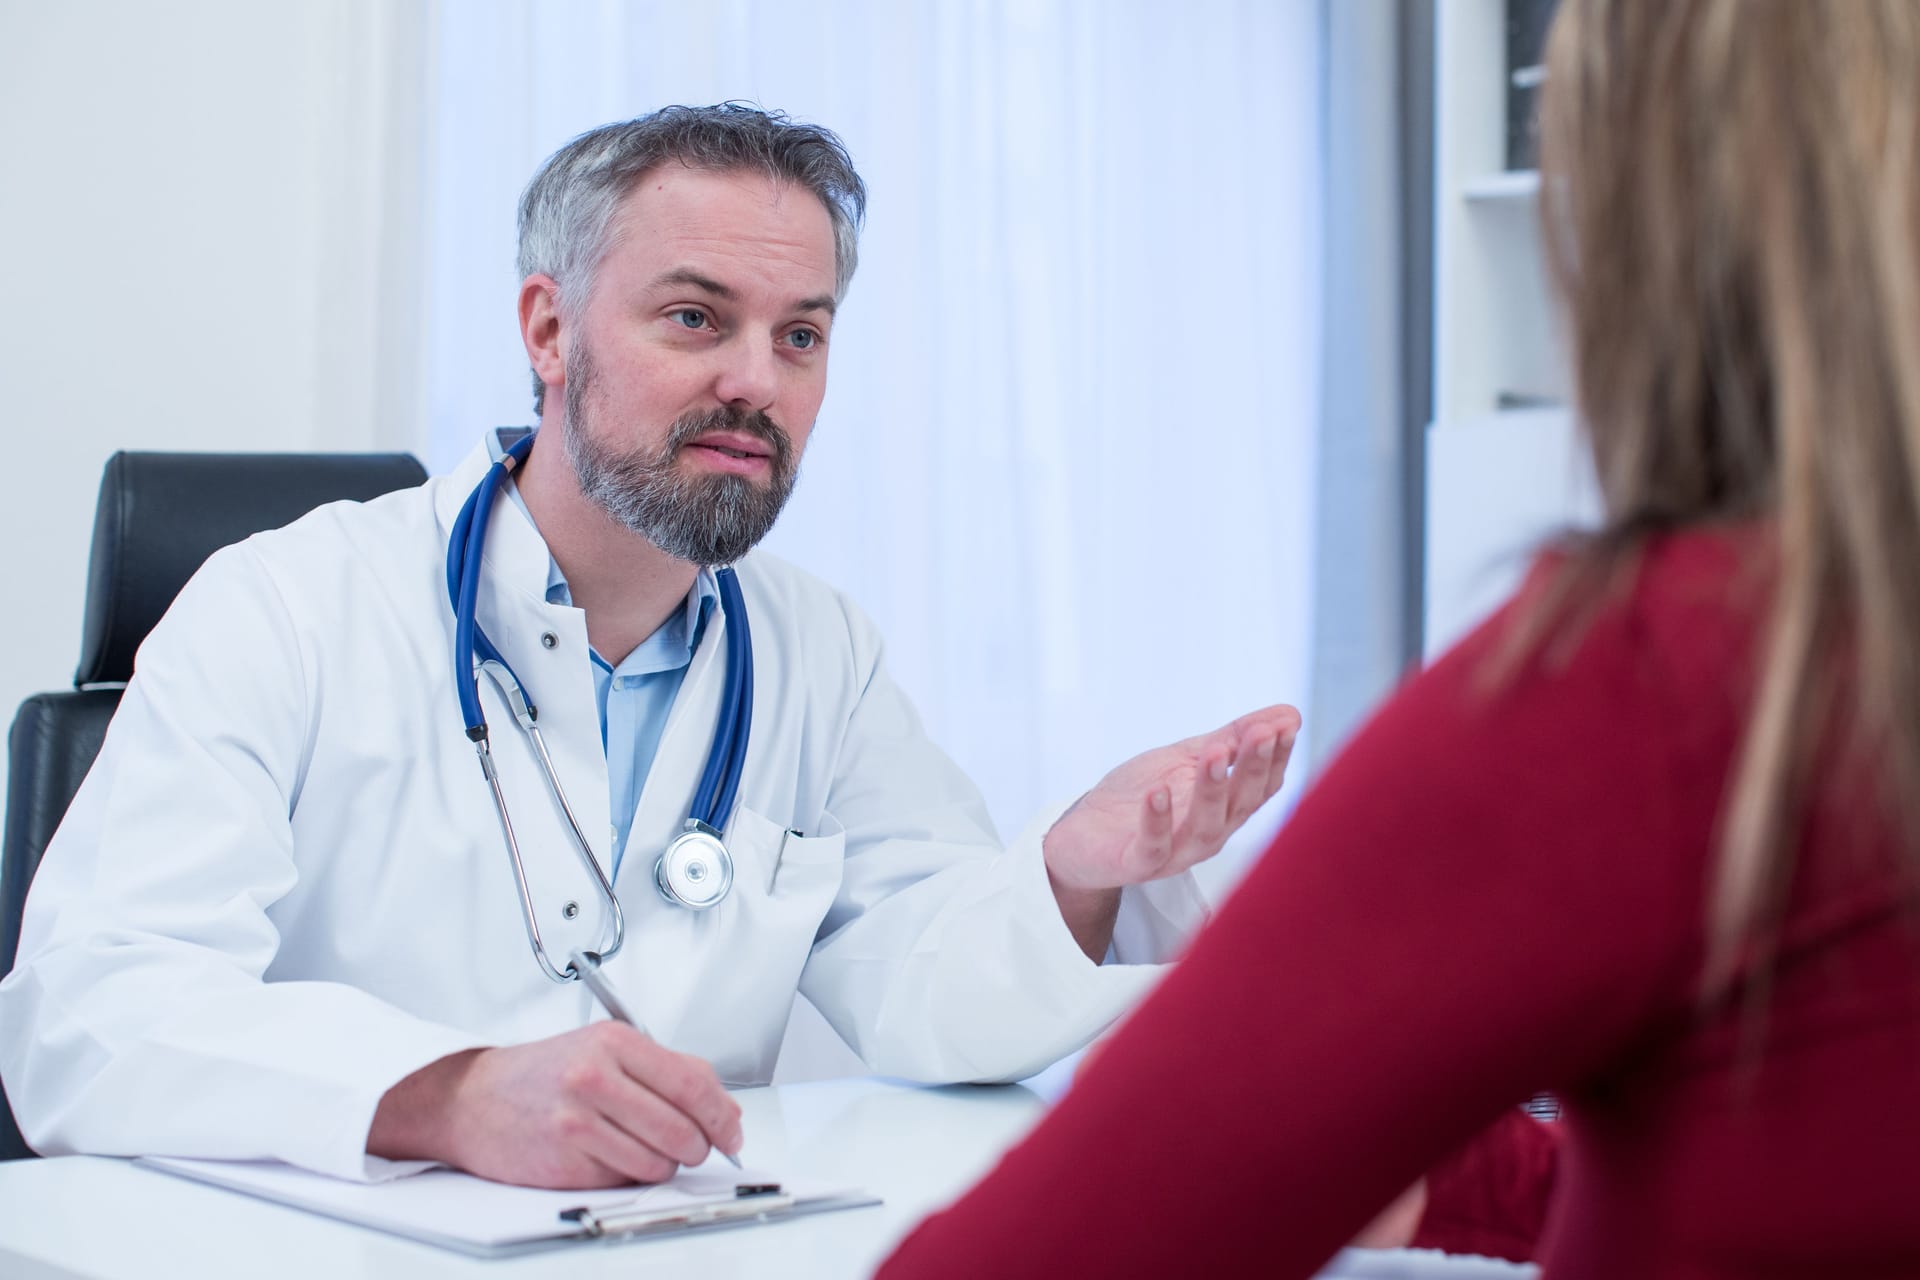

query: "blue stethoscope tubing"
left=446, top=430, right=751, bottom=984
left=690, top=567, right=752, bottom=835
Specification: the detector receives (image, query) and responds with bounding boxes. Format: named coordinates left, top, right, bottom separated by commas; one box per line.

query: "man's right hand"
left=367, top=1023, right=743, bottom=1188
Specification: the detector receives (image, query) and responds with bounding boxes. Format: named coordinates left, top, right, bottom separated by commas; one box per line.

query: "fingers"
left=1171, top=744, right=1233, bottom=858
left=1229, top=702, right=1303, bottom=743
left=1224, top=720, right=1297, bottom=826
left=548, top=1026, right=742, bottom=1186
left=554, top=1103, right=683, bottom=1185
left=608, top=1032, right=744, bottom=1161
left=552, top=1040, right=707, bottom=1177
left=1133, top=780, right=1176, bottom=870
left=608, top=1072, right=716, bottom=1168
left=1183, top=703, right=1300, bottom=757
left=1222, top=733, right=1277, bottom=827
left=1167, top=712, right=1298, bottom=869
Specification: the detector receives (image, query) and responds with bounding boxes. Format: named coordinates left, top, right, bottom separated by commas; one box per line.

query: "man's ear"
left=518, top=274, right=566, bottom=400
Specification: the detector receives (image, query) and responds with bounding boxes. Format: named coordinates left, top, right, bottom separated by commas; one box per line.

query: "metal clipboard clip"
left=560, top=1190, right=797, bottom=1239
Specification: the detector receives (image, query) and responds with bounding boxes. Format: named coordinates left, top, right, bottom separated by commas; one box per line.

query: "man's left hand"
left=1043, top=704, right=1300, bottom=948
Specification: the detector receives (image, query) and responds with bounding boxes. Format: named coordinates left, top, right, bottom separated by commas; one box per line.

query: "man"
left=0, top=105, right=1298, bottom=1189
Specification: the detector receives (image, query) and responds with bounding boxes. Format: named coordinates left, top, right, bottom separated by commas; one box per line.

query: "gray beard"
left=561, top=348, right=798, bottom=566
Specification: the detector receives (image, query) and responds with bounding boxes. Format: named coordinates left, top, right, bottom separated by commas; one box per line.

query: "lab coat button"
left=540, top=632, right=558, bottom=649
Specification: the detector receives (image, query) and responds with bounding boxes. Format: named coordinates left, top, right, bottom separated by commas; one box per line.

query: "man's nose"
left=712, top=337, right=780, bottom=413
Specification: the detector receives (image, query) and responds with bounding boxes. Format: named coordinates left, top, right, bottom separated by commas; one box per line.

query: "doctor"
left=0, top=105, right=1299, bottom=1190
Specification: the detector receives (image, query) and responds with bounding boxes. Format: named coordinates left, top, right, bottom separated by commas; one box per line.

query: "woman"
left=877, top=2, right=1920, bottom=1275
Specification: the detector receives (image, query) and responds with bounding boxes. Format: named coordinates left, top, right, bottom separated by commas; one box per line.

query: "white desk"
left=0, top=1076, right=1535, bottom=1279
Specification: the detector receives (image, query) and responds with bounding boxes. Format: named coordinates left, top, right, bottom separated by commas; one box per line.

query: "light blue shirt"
left=542, top=563, right=717, bottom=879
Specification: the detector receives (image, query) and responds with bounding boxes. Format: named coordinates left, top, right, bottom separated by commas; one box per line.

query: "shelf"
left=1461, top=169, right=1539, bottom=202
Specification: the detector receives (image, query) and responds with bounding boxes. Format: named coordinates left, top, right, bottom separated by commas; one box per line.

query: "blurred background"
left=0, top=1, right=1580, bottom=909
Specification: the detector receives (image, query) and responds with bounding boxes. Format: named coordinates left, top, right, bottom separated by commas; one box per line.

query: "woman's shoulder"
left=1436, top=520, right=1774, bottom=724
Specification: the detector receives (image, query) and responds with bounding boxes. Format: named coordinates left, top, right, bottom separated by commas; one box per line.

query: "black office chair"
left=0, top=450, right=428, bottom=1160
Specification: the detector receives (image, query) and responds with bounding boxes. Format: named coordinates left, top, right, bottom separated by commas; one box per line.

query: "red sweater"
left=1414, top=1107, right=1563, bottom=1260
left=878, top=530, right=1920, bottom=1278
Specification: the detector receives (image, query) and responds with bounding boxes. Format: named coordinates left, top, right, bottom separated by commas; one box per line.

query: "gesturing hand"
left=368, top=1022, right=742, bottom=1189
left=1043, top=704, right=1300, bottom=893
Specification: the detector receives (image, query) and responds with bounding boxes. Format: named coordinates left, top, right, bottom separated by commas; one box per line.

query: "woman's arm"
left=1412, top=1109, right=1563, bottom=1261
left=876, top=592, right=1704, bottom=1278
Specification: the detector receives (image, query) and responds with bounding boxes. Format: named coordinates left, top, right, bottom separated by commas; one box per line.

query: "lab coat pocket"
left=729, top=806, right=846, bottom=909
left=672, top=807, right=846, bottom=1082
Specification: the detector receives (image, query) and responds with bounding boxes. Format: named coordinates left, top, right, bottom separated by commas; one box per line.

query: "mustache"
left=665, top=405, right=794, bottom=470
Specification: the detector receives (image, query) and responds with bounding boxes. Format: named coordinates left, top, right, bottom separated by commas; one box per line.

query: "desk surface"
left=0, top=1075, right=1534, bottom=1280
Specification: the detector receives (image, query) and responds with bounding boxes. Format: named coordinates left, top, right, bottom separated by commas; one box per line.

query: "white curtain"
left=422, top=0, right=1325, bottom=898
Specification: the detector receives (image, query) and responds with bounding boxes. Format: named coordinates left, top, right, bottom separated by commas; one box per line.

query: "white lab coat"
left=0, top=442, right=1206, bottom=1180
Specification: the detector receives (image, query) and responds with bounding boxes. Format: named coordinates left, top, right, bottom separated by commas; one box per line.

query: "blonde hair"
left=1537, top=0, right=1920, bottom=993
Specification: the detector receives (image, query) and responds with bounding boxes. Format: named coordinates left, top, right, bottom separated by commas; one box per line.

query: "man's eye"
left=674, top=309, right=707, bottom=329
left=787, top=329, right=817, bottom=350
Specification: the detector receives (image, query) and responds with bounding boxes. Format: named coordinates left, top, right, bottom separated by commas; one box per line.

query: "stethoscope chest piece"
left=656, top=820, right=735, bottom=910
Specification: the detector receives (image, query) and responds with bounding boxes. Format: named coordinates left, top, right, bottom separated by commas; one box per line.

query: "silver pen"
left=569, top=949, right=742, bottom=1170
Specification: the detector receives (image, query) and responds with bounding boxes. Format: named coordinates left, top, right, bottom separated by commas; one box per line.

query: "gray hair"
left=518, top=103, right=867, bottom=414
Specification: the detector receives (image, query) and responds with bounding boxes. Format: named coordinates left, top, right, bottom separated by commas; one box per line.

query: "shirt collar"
left=478, top=428, right=722, bottom=663
left=541, top=554, right=721, bottom=652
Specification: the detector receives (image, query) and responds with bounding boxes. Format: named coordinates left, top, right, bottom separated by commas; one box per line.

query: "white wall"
left=0, top=0, right=432, bottom=724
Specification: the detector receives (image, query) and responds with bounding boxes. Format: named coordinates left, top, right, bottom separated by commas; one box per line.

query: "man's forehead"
left=607, top=165, right=837, bottom=280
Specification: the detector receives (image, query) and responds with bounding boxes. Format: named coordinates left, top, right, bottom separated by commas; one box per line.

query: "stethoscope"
left=446, top=430, right=752, bottom=984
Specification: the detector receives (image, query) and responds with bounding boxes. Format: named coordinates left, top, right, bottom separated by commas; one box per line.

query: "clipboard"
left=138, top=1154, right=880, bottom=1258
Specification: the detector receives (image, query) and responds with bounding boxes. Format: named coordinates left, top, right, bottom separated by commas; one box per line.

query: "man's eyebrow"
left=651, top=268, right=734, bottom=299
left=650, top=267, right=837, bottom=318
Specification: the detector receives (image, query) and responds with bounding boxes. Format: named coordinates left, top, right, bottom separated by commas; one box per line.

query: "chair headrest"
left=75, top=451, right=428, bottom=686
